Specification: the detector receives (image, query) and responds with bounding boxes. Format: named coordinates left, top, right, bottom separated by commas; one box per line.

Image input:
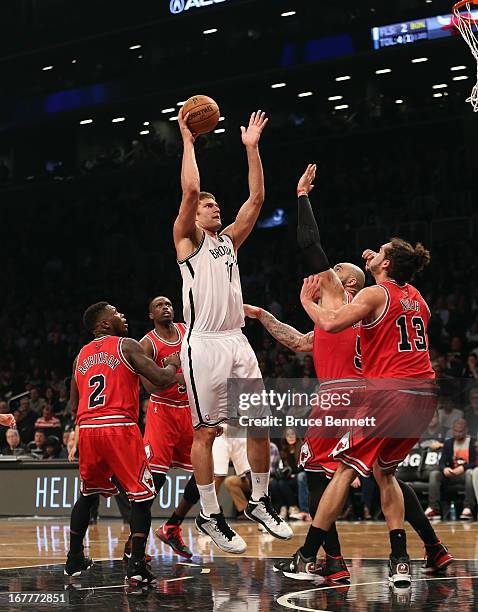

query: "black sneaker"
left=244, top=496, right=293, bottom=540
left=315, top=554, right=350, bottom=583
left=64, top=548, right=94, bottom=577
left=389, top=556, right=411, bottom=588
left=125, top=556, right=157, bottom=587
left=195, top=510, right=246, bottom=554
left=122, top=538, right=152, bottom=564
left=273, top=549, right=317, bottom=581
left=422, top=542, right=454, bottom=573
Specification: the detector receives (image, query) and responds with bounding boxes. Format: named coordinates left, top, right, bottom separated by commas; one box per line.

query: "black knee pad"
left=153, top=472, right=166, bottom=493
left=183, top=474, right=200, bottom=505
left=306, top=472, right=329, bottom=518
left=130, top=499, right=153, bottom=535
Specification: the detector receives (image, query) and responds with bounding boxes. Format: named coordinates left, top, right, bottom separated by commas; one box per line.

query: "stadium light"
left=298, top=91, right=313, bottom=97
left=375, top=68, right=392, bottom=74
left=451, top=65, right=466, bottom=71
left=42, top=65, right=53, bottom=71
left=271, top=82, right=286, bottom=88
left=219, top=116, right=225, bottom=121
left=433, top=93, right=443, bottom=98
left=129, top=44, right=142, bottom=50
left=169, top=116, right=179, bottom=121
left=203, top=28, right=218, bottom=34
left=140, top=130, right=150, bottom=135
left=328, top=95, right=343, bottom=101
left=395, top=99, right=404, bottom=104
left=161, top=108, right=175, bottom=114
left=336, top=75, right=351, bottom=81
left=214, top=128, right=226, bottom=133
left=177, top=101, right=186, bottom=106
left=334, top=104, right=349, bottom=110
left=411, top=57, right=428, bottom=63
left=112, top=117, right=126, bottom=123
left=143, top=121, right=150, bottom=126
left=281, top=11, right=296, bottom=17
left=432, top=83, right=447, bottom=89
left=79, top=119, right=93, bottom=125
left=453, top=75, right=469, bottom=81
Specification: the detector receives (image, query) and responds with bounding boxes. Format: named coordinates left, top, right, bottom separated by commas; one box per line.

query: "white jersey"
left=178, top=232, right=245, bottom=332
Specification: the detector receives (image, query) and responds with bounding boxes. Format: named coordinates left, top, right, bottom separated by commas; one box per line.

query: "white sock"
left=251, top=472, right=269, bottom=502
left=197, top=482, right=220, bottom=517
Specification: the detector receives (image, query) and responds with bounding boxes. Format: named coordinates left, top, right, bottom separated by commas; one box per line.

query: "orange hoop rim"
left=453, top=0, right=478, bottom=12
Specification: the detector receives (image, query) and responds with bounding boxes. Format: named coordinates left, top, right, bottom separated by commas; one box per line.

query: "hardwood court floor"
left=0, top=519, right=477, bottom=611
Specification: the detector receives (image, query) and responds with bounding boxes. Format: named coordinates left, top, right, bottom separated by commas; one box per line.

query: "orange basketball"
left=182, top=95, right=220, bottom=135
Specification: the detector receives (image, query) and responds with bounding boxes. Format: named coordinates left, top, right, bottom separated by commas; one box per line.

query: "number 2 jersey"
left=75, top=335, right=139, bottom=427
left=360, top=280, right=434, bottom=379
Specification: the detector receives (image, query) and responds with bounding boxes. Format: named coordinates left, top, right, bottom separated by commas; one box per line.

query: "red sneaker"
left=422, top=542, right=454, bottom=573
left=313, top=554, right=350, bottom=583
left=155, top=524, right=193, bottom=558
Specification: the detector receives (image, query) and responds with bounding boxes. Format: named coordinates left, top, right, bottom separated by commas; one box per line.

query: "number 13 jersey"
left=360, top=280, right=434, bottom=379
left=75, top=335, right=139, bottom=427
left=178, top=232, right=245, bottom=332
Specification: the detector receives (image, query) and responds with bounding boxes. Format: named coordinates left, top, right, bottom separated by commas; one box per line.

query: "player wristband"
left=297, top=189, right=308, bottom=197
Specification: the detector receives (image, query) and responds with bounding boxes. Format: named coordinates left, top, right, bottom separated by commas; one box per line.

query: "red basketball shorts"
left=332, top=380, right=437, bottom=477
left=78, top=423, right=155, bottom=502
left=143, top=400, right=193, bottom=474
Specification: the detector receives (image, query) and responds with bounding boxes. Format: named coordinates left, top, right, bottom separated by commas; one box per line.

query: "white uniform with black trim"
left=178, top=232, right=264, bottom=429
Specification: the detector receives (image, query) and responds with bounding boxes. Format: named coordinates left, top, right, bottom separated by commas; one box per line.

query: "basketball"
left=182, top=95, right=220, bottom=135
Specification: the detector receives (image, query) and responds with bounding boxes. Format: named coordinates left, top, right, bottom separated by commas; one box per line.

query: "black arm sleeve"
left=297, top=194, right=330, bottom=274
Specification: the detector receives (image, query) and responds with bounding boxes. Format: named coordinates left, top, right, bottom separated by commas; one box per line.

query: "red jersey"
left=313, top=292, right=362, bottom=386
left=360, top=280, right=434, bottom=379
left=141, top=323, right=189, bottom=407
left=75, top=335, right=139, bottom=426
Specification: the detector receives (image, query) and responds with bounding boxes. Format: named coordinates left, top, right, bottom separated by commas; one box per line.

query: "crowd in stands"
left=1, top=99, right=477, bottom=520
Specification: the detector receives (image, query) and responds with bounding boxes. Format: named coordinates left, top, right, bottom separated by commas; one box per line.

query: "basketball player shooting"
left=173, top=107, right=293, bottom=553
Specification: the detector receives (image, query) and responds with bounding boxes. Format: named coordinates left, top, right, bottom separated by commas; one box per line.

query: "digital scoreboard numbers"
left=373, top=19, right=429, bottom=49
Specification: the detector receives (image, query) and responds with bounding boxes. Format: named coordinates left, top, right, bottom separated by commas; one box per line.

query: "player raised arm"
left=300, top=275, right=386, bottom=333
left=221, top=110, right=268, bottom=250
left=244, top=304, right=314, bottom=352
left=297, top=164, right=345, bottom=310
left=122, top=338, right=179, bottom=389
left=173, top=109, right=203, bottom=261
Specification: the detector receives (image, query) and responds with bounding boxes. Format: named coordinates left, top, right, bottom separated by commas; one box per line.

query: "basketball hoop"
left=452, top=0, right=478, bottom=110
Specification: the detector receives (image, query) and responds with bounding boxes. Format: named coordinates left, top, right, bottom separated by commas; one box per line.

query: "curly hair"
left=384, top=237, right=431, bottom=285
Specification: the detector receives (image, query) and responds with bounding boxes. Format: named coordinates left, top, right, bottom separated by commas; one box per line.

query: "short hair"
left=384, top=238, right=431, bottom=285
left=83, top=301, right=109, bottom=334
left=199, top=191, right=216, bottom=202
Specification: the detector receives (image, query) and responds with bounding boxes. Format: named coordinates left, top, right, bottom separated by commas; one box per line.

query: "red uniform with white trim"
left=299, top=292, right=364, bottom=477
left=334, top=280, right=437, bottom=476
left=75, top=335, right=155, bottom=501
left=142, top=323, right=193, bottom=474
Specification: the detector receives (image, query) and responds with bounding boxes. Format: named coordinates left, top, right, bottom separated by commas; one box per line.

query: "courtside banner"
left=226, top=377, right=448, bottom=440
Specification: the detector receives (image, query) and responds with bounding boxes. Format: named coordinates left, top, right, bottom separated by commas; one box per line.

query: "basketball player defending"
left=140, top=295, right=199, bottom=558
left=174, top=108, right=292, bottom=552
left=246, top=165, right=451, bottom=581
left=64, top=302, right=179, bottom=586
left=295, top=239, right=436, bottom=587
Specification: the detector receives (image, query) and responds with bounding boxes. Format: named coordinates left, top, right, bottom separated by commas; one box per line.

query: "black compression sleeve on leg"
left=130, top=499, right=153, bottom=536
left=70, top=493, right=98, bottom=552
left=297, top=195, right=330, bottom=274
left=183, top=473, right=200, bottom=505
left=153, top=472, right=166, bottom=494
left=398, top=478, right=439, bottom=547
left=306, top=472, right=342, bottom=557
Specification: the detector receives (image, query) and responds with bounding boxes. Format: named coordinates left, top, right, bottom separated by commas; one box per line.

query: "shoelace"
left=261, top=497, right=281, bottom=525
left=212, top=514, right=236, bottom=541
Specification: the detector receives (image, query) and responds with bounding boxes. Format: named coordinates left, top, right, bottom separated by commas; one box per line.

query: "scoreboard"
left=372, top=11, right=478, bottom=50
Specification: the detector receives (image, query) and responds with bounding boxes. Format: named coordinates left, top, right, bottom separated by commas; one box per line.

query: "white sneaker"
left=195, top=511, right=246, bottom=554
left=244, top=496, right=293, bottom=540
left=460, top=507, right=473, bottom=520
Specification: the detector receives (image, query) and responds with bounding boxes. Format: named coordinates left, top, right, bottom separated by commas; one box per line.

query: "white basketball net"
left=453, top=2, right=478, bottom=111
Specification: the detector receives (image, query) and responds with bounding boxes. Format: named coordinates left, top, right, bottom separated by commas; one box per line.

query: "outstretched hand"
left=297, top=164, right=317, bottom=195
left=300, top=275, right=321, bottom=305
left=178, top=108, right=196, bottom=145
left=362, top=249, right=378, bottom=271
left=241, top=110, right=268, bottom=148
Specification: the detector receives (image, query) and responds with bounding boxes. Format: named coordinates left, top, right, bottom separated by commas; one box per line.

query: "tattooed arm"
left=244, top=304, right=313, bottom=352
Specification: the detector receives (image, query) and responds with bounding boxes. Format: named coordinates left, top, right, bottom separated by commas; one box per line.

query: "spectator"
left=1, top=429, right=27, bottom=456
left=425, top=419, right=476, bottom=521
left=438, top=397, right=464, bottom=438
left=224, top=473, right=252, bottom=518
left=464, top=387, right=478, bottom=438
left=0, top=400, right=10, bottom=448
left=462, top=354, right=478, bottom=382
left=420, top=411, right=446, bottom=450
left=27, top=430, right=47, bottom=459
left=56, top=386, right=69, bottom=414
left=34, top=404, right=62, bottom=431
left=43, top=435, right=67, bottom=460
left=15, top=397, right=38, bottom=444
left=29, top=387, right=46, bottom=414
